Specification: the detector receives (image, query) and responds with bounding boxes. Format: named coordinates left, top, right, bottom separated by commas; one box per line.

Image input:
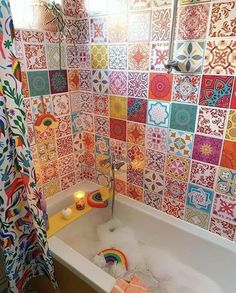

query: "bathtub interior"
left=47, top=182, right=236, bottom=293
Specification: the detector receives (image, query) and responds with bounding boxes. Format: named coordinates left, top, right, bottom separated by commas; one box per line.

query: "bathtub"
left=47, top=182, right=236, bottom=293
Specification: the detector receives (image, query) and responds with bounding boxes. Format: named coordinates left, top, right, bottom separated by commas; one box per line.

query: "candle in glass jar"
left=74, top=191, right=86, bottom=210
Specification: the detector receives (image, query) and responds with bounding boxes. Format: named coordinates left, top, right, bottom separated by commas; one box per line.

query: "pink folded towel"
left=111, top=275, right=149, bottom=293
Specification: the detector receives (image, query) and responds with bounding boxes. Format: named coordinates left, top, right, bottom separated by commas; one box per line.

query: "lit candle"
left=61, top=208, right=72, bottom=220
left=74, top=191, right=86, bottom=210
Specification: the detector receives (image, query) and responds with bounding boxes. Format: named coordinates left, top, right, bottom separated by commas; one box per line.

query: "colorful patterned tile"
left=128, top=98, right=147, bottom=123
left=216, top=168, right=236, bottom=198
left=185, top=207, right=210, bottom=230
left=61, top=172, right=76, bottom=191
left=96, top=154, right=110, bottom=175
left=144, top=169, right=164, bottom=194
left=164, top=177, right=187, bottom=203
left=126, top=183, right=144, bottom=202
left=129, top=0, right=151, bottom=10
left=66, top=45, right=80, bottom=68
left=46, top=43, right=66, bottom=70
left=192, top=134, right=223, bottom=165
left=95, top=135, right=110, bottom=156
left=97, top=171, right=110, bottom=187
left=15, top=41, right=26, bottom=71
left=175, top=41, right=205, bottom=73
left=58, top=154, right=75, bottom=176
left=82, top=166, right=96, bottom=183
left=226, top=110, right=236, bottom=142
left=149, top=73, right=173, bottom=101
left=31, top=96, right=52, bottom=121
left=72, top=112, right=94, bottom=133
left=146, top=149, right=165, bottom=173
left=144, top=190, right=162, bottom=210
left=92, top=70, right=109, bottom=95
left=209, top=1, right=236, bottom=37
left=128, top=144, right=145, bottom=169
left=41, top=160, right=59, bottom=183
left=24, top=99, right=33, bottom=122
left=128, top=72, right=148, bottom=98
left=197, top=107, right=227, bottom=137
left=111, top=139, right=127, bottom=161
left=115, top=178, right=127, bottom=195
left=110, top=118, right=127, bottom=141
left=49, top=70, right=68, bottom=94
left=172, top=74, right=201, bottom=104
left=27, top=71, right=50, bottom=97
left=21, top=71, right=29, bottom=98
left=90, top=17, right=107, bottom=43
left=213, top=193, right=236, bottom=223
left=109, top=45, right=127, bottom=70
left=204, top=40, right=236, bottom=75
left=55, top=116, right=72, bottom=138
left=127, top=122, right=146, bottom=146
left=57, top=136, right=74, bottom=158
left=162, top=197, right=185, bottom=219
left=77, top=45, right=91, bottom=69
left=190, top=161, right=217, bottom=189
left=64, top=0, right=80, bottom=17
left=43, top=178, right=61, bottom=198
left=231, top=80, right=236, bottom=110
left=199, top=75, right=233, bottom=108
left=79, top=70, right=92, bottom=91
left=210, top=216, right=236, bottom=241
left=52, top=94, right=70, bottom=117
left=68, top=70, right=80, bottom=92
left=109, top=71, right=128, bottom=96
left=94, top=115, right=110, bottom=137
left=170, top=103, right=197, bottom=132
left=151, top=8, right=171, bottom=41
left=22, top=30, right=44, bottom=43
left=186, top=183, right=214, bottom=214
left=67, top=19, right=89, bottom=44
left=220, top=140, right=236, bottom=170
left=108, top=15, right=127, bottom=43
left=147, top=101, right=170, bottom=128
left=45, top=31, right=65, bottom=44
left=91, top=45, right=108, bottom=69
left=83, top=132, right=95, bottom=152
left=27, top=123, right=35, bottom=145
left=128, top=12, right=151, bottom=42
left=150, top=42, right=169, bottom=72
left=177, top=4, right=209, bottom=40
left=146, top=125, right=168, bottom=152
left=166, top=154, right=190, bottom=181
left=94, top=95, right=109, bottom=116
left=168, top=130, right=193, bottom=158
left=128, top=43, right=149, bottom=71
left=108, top=0, right=127, bottom=14
left=127, top=165, right=144, bottom=187
left=24, top=44, right=47, bottom=70
left=110, top=96, right=127, bottom=120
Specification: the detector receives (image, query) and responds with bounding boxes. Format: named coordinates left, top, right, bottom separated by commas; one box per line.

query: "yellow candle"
left=74, top=191, right=86, bottom=210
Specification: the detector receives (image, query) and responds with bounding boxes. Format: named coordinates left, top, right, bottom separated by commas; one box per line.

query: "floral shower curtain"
left=0, top=1, right=57, bottom=292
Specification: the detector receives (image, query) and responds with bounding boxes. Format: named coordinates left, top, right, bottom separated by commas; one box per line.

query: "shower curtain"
left=0, top=0, right=57, bottom=292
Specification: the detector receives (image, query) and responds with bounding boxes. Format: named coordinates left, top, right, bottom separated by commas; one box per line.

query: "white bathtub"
left=47, top=182, right=236, bottom=293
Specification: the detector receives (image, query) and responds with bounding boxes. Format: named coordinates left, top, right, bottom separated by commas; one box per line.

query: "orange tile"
left=220, top=140, right=236, bottom=170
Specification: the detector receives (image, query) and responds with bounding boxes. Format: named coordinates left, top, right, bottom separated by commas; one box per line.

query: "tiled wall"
left=18, top=0, right=236, bottom=242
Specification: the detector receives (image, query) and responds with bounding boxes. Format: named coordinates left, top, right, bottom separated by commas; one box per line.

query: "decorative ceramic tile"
left=144, top=190, right=162, bottom=210
left=95, top=135, right=110, bottom=156
left=58, top=154, right=75, bottom=176
left=27, top=71, right=50, bottom=97
left=24, top=99, right=33, bottom=122
left=83, top=132, right=95, bottom=151
left=146, top=149, right=165, bottom=173
left=126, top=183, right=144, bottom=202
left=147, top=101, right=170, bottom=128
left=128, top=72, right=148, bottom=98
left=109, top=45, right=127, bottom=70
left=192, top=134, right=223, bottom=165
left=170, top=103, right=197, bottom=132
left=72, top=112, right=94, bottom=133
left=177, top=4, right=209, bottom=40
left=166, top=154, right=190, bottom=181
left=108, top=0, right=127, bottom=14
left=204, top=41, right=236, bottom=75
left=96, top=154, right=110, bottom=175
left=66, top=45, right=79, bottom=69
left=209, top=1, right=236, bottom=37
left=22, top=30, right=44, bottom=43
left=31, top=95, right=52, bottom=121
left=61, top=172, right=76, bottom=191
left=41, top=161, right=59, bottom=183
left=68, top=70, right=80, bottom=92
left=231, top=81, right=236, bottom=110
left=79, top=70, right=92, bottom=91
left=90, top=17, right=107, bottom=43
left=111, top=139, right=127, bottom=161
left=216, top=168, right=236, bottom=198
left=94, top=95, right=109, bottom=116
left=146, top=125, right=168, bottom=152
left=149, top=73, right=173, bottom=101
left=151, top=8, right=171, bottom=41
left=144, top=169, right=164, bottom=194
left=127, top=165, right=144, bottom=187
left=43, top=178, right=61, bottom=198
left=199, top=75, right=233, bottom=108
left=190, top=161, right=217, bottom=189
left=68, top=19, right=89, bottom=44
left=127, top=122, right=146, bottom=146
left=172, top=75, right=201, bottom=104
left=197, top=107, right=227, bottom=137
left=45, top=31, right=65, bottom=44
left=226, top=110, right=236, bottom=142
left=57, top=136, right=73, bottom=158
left=91, top=45, right=108, bottom=69
left=110, top=118, right=127, bottom=141
left=213, top=193, right=236, bottom=223
left=128, top=43, right=149, bottom=71
left=220, top=141, right=236, bottom=170
left=15, top=41, right=26, bottom=71
left=128, top=12, right=151, bottom=42
left=115, top=179, right=127, bottom=195
left=24, top=44, right=47, bottom=70
left=49, top=70, right=68, bottom=94
left=175, top=41, right=205, bottom=73
left=128, top=144, right=145, bottom=169
left=77, top=45, right=91, bottom=69
left=162, top=197, right=185, bottom=219
left=185, top=207, right=209, bottom=230
left=110, top=96, right=127, bottom=120
left=150, top=42, right=169, bottom=72
left=168, top=130, right=193, bottom=158
left=109, top=71, right=128, bottom=96
left=164, top=177, right=187, bottom=203
left=27, top=123, right=35, bottom=145
left=55, top=116, right=72, bottom=138
left=152, top=0, right=172, bottom=7
left=97, top=172, right=110, bottom=187
left=64, top=0, right=80, bottom=17
left=21, top=71, right=29, bottom=98
left=108, top=15, right=127, bottom=43
left=210, top=216, right=236, bottom=241
left=92, top=70, right=109, bottom=95
left=46, top=43, right=66, bottom=70
left=52, top=94, right=70, bottom=117
left=129, top=0, right=151, bottom=10
left=128, top=98, right=147, bottom=123
left=94, top=115, right=110, bottom=137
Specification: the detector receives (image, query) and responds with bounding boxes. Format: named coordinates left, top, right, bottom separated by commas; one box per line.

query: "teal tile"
left=170, top=103, right=197, bottom=132
left=27, top=71, right=50, bottom=97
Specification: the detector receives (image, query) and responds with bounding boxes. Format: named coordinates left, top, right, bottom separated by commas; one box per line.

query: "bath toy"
left=61, top=208, right=72, bottom=220
left=98, top=248, right=128, bottom=269
left=87, top=190, right=108, bottom=208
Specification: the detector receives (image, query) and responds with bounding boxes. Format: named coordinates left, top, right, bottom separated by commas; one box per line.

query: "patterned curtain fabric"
left=0, top=1, right=57, bottom=292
